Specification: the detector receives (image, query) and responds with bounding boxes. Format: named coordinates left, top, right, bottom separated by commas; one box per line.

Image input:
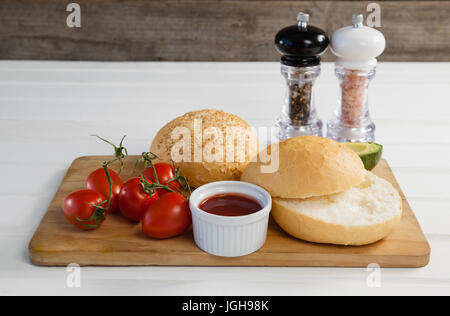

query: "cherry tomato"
left=62, top=190, right=107, bottom=230
left=142, top=192, right=191, bottom=239
left=119, top=177, right=159, bottom=222
left=85, top=168, right=123, bottom=213
left=142, top=163, right=181, bottom=196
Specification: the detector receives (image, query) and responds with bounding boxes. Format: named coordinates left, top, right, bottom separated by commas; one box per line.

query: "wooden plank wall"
left=0, top=0, right=449, bottom=61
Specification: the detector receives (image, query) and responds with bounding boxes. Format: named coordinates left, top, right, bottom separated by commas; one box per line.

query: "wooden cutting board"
left=29, top=156, right=430, bottom=267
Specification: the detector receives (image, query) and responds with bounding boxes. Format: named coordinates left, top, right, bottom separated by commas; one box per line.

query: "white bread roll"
left=272, top=172, right=402, bottom=246
left=241, top=136, right=366, bottom=198
left=151, top=109, right=258, bottom=188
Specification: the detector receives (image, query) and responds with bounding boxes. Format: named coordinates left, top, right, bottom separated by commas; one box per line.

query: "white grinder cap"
left=331, top=14, right=386, bottom=70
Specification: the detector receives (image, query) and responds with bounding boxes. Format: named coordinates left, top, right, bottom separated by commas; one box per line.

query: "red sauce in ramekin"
left=199, top=193, right=262, bottom=217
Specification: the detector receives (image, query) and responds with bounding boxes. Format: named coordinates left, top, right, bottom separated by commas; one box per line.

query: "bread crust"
left=150, top=109, right=258, bottom=188
left=271, top=171, right=403, bottom=246
left=241, top=136, right=366, bottom=198
left=272, top=198, right=402, bottom=246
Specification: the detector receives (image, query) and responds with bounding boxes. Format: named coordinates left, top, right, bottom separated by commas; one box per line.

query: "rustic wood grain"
left=28, top=156, right=430, bottom=267
left=0, top=1, right=448, bottom=61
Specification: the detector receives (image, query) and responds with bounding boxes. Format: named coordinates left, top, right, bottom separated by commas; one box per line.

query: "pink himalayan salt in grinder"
left=327, top=14, right=386, bottom=142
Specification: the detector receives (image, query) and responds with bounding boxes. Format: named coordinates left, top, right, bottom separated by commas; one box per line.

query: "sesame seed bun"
left=150, top=109, right=258, bottom=188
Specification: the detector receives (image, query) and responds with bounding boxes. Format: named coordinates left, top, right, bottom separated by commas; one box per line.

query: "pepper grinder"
left=274, top=12, right=329, bottom=140
left=327, top=14, right=386, bottom=142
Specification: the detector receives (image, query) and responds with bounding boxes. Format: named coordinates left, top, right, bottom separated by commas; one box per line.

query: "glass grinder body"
left=274, top=12, right=329, bottom=140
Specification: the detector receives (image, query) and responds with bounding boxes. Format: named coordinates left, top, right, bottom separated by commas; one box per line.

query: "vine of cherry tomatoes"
left=61, top=136, right=192, bottom=239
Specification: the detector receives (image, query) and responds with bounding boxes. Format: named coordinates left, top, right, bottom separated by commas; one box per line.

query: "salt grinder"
left=327, top=14, right=386, bottom=142
left=274, top=12, right=329, bottom=140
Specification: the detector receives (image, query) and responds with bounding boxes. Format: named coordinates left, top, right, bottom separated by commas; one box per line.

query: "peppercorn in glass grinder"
left=274, top=12, right=329, bottom=140
left=327, top=14, right=386, bottom=142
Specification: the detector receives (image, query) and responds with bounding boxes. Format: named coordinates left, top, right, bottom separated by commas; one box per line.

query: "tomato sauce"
left=199, top=193, right=262, bottom=217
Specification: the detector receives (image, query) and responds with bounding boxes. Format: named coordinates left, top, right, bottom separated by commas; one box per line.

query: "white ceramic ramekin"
left=189, top=181, right=272, bottom=257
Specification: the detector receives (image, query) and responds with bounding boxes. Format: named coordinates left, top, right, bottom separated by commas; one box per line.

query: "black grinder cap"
left=275, top=12, right=329, bottom=67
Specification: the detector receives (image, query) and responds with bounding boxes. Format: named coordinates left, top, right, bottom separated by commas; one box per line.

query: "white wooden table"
left=0, top=61, right=449, bottom=296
